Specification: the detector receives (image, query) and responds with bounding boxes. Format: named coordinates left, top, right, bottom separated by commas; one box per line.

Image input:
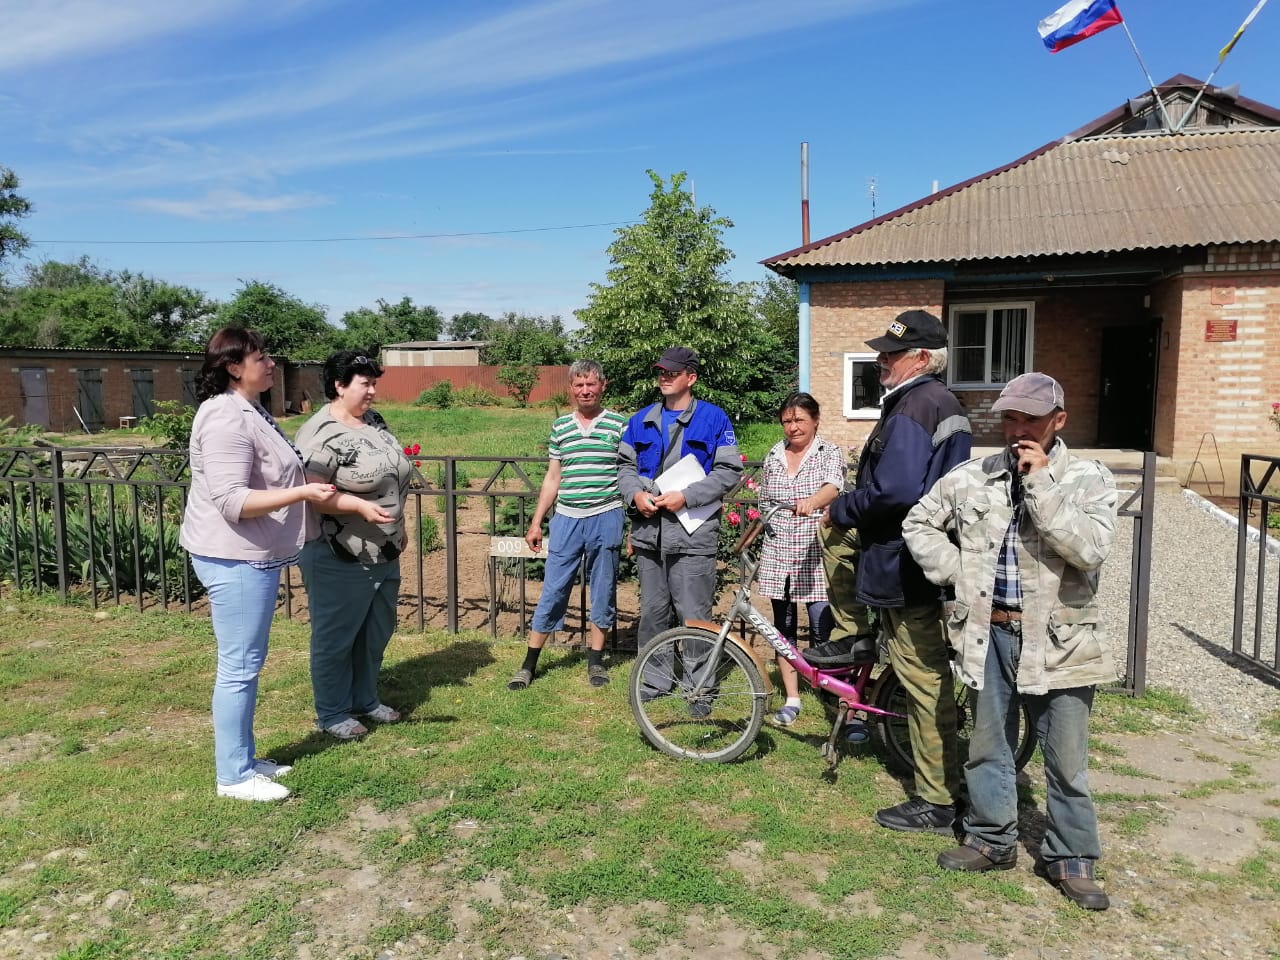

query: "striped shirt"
left=548, top=408, right=626, bottom=518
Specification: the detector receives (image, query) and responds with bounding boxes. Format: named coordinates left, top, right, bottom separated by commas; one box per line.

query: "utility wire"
left=33, top=220, right=636, bottom=246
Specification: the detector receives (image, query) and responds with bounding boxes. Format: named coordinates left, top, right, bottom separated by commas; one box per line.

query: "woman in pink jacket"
left=181, top=327, right=341, bottom=802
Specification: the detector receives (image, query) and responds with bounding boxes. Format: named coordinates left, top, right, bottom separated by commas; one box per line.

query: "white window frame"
left=946, top=301, right=1036, bottom=389
left=842, top=352, right=882, bottom=420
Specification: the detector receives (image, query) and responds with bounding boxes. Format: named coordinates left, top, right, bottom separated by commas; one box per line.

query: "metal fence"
left=0, top=445, right=565, bottom=637
left=0, top=444, right=1154, bottom=695
left=1232, top=454, right=1280, bottom=682
left=1111, top=452, right=1156, bottom=697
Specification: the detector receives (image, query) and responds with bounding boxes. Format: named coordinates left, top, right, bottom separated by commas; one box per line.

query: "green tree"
left=496, top=363, right=540, bottom=407
left=575, top=170, right=783, bottom=420
left=337, top=296, right=443, bottom=352
left=0, top=166, right=32, bottom=275
left=115, top=272, right=214, bottom=350
left=214, top=280, right=336, bottom=359
left=745, top=274, right=800, bottom=392
left=483, top=312, right=573, bottom=366
left=0, top=257, right=211, bottom=350
left=446, top=310, right=493, bottom=341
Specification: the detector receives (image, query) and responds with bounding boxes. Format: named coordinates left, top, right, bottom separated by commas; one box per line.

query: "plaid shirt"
left=992, top=471, right=1024, bottom=609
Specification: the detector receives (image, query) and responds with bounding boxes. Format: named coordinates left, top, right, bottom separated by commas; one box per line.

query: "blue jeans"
left=530, top=509, right=623, bottom=633
left=191, top=555, right=282, bottom=786
left=963, top=623, right=1102, bottom=876
left=298, top=540, right=400, bottom=728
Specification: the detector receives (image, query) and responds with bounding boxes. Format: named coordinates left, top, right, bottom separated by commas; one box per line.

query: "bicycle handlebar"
left=729, top=501, right=823, bottom=557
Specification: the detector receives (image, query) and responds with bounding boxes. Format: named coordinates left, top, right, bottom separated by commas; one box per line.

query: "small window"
left=842, top=352, right=882, bottom=420
left=948, top=303, right=1034, bottom=388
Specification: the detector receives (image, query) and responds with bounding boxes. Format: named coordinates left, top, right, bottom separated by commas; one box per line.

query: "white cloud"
left=131, top=189, right=333, bottom=220
left=121, top=0, right=903, bottom=134
left=0, top=0, right=325, bottom=71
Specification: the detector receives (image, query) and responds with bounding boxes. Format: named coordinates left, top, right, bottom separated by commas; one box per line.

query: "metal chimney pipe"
left=801, top=142, right=810, bottom=245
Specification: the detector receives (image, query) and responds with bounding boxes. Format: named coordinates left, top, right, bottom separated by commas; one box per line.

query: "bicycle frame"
left=686, top=504, right=902, bottom=727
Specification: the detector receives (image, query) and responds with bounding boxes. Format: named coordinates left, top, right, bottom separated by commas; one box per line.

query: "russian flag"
left=1038, top=0, right=1124, bottom=53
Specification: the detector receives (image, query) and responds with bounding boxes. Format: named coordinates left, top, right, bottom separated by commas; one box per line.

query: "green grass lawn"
left=3, top=596, right=1274, bottom=958
left=27, top=402, right=790, bottom=464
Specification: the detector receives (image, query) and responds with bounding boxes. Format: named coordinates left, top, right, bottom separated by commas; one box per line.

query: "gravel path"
left=1102, top=484, right=1280, bottom=736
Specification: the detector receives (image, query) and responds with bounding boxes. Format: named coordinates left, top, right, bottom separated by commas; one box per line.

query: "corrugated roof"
left=766, top=128, right=1280, bottom=270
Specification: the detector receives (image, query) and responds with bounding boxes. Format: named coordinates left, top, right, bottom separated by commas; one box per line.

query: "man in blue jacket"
left=617, top=346, right=742, bottom=645
left=826, top=310, right=972, bottom=834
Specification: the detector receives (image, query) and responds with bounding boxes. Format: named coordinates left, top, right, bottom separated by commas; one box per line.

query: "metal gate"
left=1232, top=455, right=1280, bottom=682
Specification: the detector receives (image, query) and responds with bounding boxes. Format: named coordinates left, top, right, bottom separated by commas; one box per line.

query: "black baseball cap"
left=865, top=310, right=948, bottom=353
left=653, top=346, right=700, bottom=372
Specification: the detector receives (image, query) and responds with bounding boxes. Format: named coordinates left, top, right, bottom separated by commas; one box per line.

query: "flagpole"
left=1173, top=0, right=1271, bottom=134
left=1171, top=71, right=1222, bottom=135
left=1118, top=19, right=1173, bottom=130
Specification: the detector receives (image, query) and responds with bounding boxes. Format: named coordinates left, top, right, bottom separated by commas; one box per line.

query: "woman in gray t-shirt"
left=296, top=351, right=413, bottom=740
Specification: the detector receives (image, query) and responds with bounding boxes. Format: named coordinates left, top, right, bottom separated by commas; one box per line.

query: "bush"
left=433, top=462, right=473, bottom=512
left=540, top=391, right=570, bottom=417
left=496, top=364, right=539, bottom=407
left=453, top=385, right=502, bottom=407
left=0, top=416, right=43, bottom=444
left=419, top=513, right=442, bottom=553
left=0, top=482, right=195, bottom=600
left=142, top=400, right=195, bottom=450
left=415, top=381, right=453, bottom=408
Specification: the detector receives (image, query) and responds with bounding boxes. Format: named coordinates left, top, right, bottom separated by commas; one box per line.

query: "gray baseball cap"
left=990, top=372, right=1065, bottom=416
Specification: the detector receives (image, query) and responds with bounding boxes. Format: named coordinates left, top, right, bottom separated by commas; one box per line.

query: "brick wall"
left=1160, top=247, right=1280, bottom=487
left=0, top=350, right=240, bottom=433
left=807, top=282, right=1139, bottom=451
left=807, top=279, right=945, bottom=454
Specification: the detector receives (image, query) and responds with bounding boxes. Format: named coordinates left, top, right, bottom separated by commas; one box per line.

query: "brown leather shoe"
left=1057, top=876, right=1110, bottom=911
left=937, top=845, right=1016, bottom=872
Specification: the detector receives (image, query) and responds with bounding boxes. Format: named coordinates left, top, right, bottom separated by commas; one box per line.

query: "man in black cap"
left=824, top=309, right=972, bottom=834
left=618, top=346, right=742, bottom=645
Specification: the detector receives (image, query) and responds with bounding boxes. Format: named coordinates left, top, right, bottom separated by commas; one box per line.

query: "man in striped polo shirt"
left=508, top=359, right=627, bottom=690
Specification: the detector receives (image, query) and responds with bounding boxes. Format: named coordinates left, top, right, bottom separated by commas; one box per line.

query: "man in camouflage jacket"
left=902, top=372, right=1119, bottom=911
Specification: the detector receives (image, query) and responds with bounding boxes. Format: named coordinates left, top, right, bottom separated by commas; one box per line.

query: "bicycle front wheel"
left=628, top=626, right=767, bottom=763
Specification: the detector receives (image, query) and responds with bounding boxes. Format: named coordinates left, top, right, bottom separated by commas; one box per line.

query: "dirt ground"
left=149, top=729, right=1278, bottom=960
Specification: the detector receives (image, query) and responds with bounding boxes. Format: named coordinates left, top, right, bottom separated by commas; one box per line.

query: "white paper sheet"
left=654, top=453, right=717, bottom=534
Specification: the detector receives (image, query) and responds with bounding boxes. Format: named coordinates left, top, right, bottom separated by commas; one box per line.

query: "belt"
left=989, top=607, right=1023, bottom=625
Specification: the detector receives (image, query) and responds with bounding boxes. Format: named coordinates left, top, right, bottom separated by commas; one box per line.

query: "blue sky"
left=3, top=0, right=1277, bottom=327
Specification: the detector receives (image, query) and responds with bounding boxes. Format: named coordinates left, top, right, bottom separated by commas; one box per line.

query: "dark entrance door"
left=20, top=367, right=50, bottom=428
left=1097, top=323, right=1159, bottom=449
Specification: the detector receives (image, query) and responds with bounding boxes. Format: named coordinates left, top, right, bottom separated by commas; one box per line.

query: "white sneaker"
left=253, top=758, right=293, bottom=780
left=217, top=773, right=291, bottom=802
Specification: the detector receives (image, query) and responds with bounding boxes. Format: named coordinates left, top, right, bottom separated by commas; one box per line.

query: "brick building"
left=1, top=347, right=287, bottom=433
left=764, top=76, right=1280, bottom=484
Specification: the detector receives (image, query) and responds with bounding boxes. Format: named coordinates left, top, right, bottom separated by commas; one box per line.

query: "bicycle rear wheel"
left=628, top=626, right=767, bottom=763
left=872, top=668, right=1037, bottom=778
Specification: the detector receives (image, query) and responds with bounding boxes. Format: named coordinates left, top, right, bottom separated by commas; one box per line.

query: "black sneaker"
left=874, top=797, right=956, bottom=835
left=803, top=635, right=877, bottom=667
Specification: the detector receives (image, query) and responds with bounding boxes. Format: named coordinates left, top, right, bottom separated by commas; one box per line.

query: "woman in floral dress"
left=756, top=392, right=846, bottom=727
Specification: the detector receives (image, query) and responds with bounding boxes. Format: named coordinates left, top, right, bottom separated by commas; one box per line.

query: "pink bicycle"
left=628, top=503, right=1037, bottom=770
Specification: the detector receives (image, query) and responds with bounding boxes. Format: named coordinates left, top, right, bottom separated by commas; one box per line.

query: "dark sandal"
left=507, top=668, right=533, bottom=691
